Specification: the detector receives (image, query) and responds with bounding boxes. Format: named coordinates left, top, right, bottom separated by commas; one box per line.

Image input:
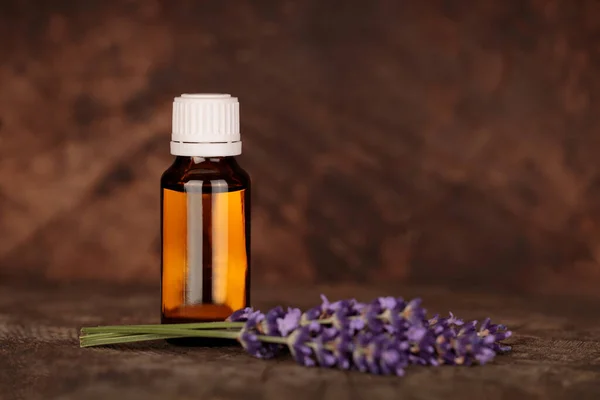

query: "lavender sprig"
left=80, top=294, right=513, bottom=377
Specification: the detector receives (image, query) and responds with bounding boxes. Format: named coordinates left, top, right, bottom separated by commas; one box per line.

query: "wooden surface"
left=2, top=0, right=600, bottom=296
left=1, top=279, right=599, bottom=400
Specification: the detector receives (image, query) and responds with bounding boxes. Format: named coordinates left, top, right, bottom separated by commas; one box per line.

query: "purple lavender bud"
left=406, top=322, right=438, bottom=365
left=349, top=317, right=365, bottom=332
left=407, top=325, right=427, bottom=342
left=402, top=298, right=427, bottom=324
left=433, top=328, right=455, bottom=360
left=370, top=334, right=409, bottom=375
left=352, top=299, right=367, bottom=313
left=238, top=311, right=281, bottom=359
left=475, top=347, right=496, bottom=365
left=261, top=306, right=286, bottom=336
left=315, top=327, right=338, bottom=368
left=390, top=309, right=410, bottom=334
left=454, top=330, right=474, bottom=354
left=331, top=309, right=349, bottom=330
left=315, top=346, right=337, bottom=367
left=479, top=318, right=492, bottom=332
left=246, top=310, right=265, bottom=326
left=331, top=298, right=365, bottom=334
left=226, top=307, right=254, bottom=322
left=239, top=331, right=260, bottom=356
left=324, top=296, right=366, bottom=315
left=365, top=335, right=386, bottom=374
left=447, top=312, right=464, bottom=326
left=380, top=348, right=400, bottom=375
left=301, top=306, right=322, bottom=323
left=277, top=307, right=302, bottom=337
left=321, top=326, right=338, bottom=338
left=378, top=296, right=397, bottom=310
left=428, top=314, right=440, bottom=326
left=287, top=326, right=317, bottom=367
left=321, top=295, right=363, bottom=318
left=482, top=334, right=496, bottom=345
left=364, top=302, right=385, bottom=333
left=308, top=320, right=322, bottom=333
left=479, top=317, right=510, bottom=338
left=432, top=324, right=445, bottom=335
left=457, top=320, right=478, bottom=339
left=333, top=331, right=353, bottom=369
left=239, top=331, right=278, bottom=359
left=352, top=332, right=373, bottom=372
left=320, top=294, right=333, bottom=315
left=383, top=324, right=397, bottom=334
left=381, top=350, right=408, bottom=376
left=331, top=299, right=356, bottom=316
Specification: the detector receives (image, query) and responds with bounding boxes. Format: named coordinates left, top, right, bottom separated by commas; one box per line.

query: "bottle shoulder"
left=161, top=156, right=250, bottom=193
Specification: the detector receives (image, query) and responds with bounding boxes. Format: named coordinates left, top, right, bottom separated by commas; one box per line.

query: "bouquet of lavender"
left=80, top=295, right=512, bottom=376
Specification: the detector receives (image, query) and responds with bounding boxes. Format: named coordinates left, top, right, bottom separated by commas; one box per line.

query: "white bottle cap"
left=170, top=94, right=241, bottom=157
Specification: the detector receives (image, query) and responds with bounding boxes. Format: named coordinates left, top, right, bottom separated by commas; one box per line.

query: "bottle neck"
left=173, top=155, right=240, bottom=169
left=175, top=155, right=235, bottom=162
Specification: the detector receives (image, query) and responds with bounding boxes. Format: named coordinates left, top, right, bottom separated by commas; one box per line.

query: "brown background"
left=1, top=0, right=600, bottom=297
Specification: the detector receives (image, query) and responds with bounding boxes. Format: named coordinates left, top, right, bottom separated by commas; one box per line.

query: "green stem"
left=80, top=328, right=241, bottom=348
left=81, top=321, right=244, bottom=335
left=80, top=326, right=290, bottom=348
left=80, top=333, right=186, bottom=347
left=81, top=332, right=128, bottom=340
left=83, top=326, right=240, bottom=338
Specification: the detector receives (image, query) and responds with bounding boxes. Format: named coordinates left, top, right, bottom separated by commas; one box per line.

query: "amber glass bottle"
left=160, top=94, right=251, bottom=341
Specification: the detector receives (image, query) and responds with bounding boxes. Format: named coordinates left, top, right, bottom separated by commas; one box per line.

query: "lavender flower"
left=352, top=332, right=372, bottom=372
left=300, top=295, right=333, bottom=324
left=229, top=293, right=513, bottom=375
left=402, top=298, right=427, bottom=325
left=303, top=295, right=365, bottom=325
left=238, top=311, right=281, bottom=359
left=380, top=346, right=407, bottom=376
left=287, top=324, right=318, bottom=367
left=380, top=297, right=424, bottom=335
left=261, top=306, right=286, bottom=336
left=226, top=307, right=254, bottom=322
left=314, top=327, right=338, bottom=367
left=332, top=302, right=363, bottom=333
left=300, top=306, right=322, bottom=324
left=277, top=307, right=302, bottom=337
left=447, top=312, right=464, bottom=326
left=378, top=336, right=409, bottom=376
left=378, top=296, right=397, bottom=310
left=478, top=317, right=513, bottom=353
left=364, top=301, right=386, bottom=333
left=332, top=331, right=353, bottom=369
left=351, top=333, right=408, bottom=376
left=406, top=324, right=438, bottom=366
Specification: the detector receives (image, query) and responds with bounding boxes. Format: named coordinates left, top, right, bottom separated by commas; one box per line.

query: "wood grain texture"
left=1, top=280, right=600, bottom=399
left=1, top=0, right=600, bottom=296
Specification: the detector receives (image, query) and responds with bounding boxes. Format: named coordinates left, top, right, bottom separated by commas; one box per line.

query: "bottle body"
left=161, top=156, right=251, bottom=326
